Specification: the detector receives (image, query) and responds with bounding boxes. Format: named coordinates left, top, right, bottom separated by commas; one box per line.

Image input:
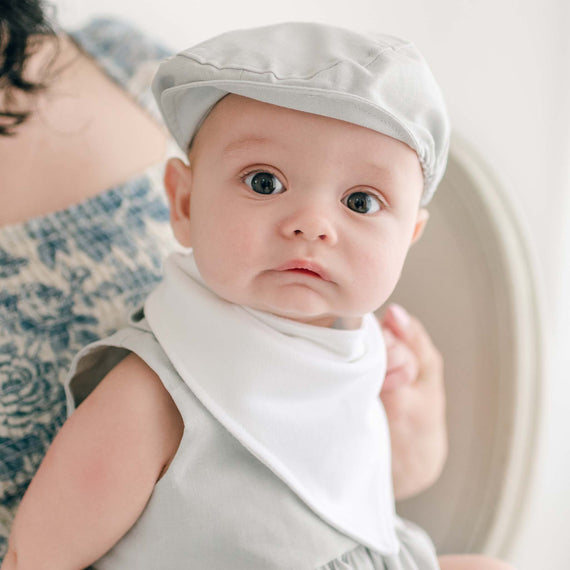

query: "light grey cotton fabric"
left=64, top=314, right=440, bottom=570
left=152, top=22, right=450, bottom=205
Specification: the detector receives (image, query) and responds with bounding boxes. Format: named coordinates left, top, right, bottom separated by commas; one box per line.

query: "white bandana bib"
left=144, top=251, right=398, bottom=554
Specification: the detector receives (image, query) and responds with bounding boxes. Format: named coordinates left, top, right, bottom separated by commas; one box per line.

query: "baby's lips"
left=274, top=259, right=331, bottom=281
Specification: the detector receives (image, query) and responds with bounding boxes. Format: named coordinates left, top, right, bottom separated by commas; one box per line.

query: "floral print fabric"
left=0, top=18, right=175, bottom=558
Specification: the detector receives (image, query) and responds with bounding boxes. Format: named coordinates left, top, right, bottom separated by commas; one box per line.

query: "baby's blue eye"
left=343, top=191, right=381, bottom=214
left=244, top=171, right=285, bottom=195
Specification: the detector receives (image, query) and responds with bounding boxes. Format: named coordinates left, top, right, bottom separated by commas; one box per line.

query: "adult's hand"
left=379, top=304, right=448, bottom=501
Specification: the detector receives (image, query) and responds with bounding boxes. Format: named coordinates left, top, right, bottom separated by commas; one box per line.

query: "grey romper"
left=65, top=312, right=440, bottom=570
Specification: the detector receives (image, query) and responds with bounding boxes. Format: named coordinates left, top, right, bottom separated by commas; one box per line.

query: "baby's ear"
left=411, top=208, right=429, bottom=245
left=164, top=158, right=193, bottom=247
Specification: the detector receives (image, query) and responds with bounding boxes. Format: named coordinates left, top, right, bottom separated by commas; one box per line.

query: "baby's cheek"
left=205, top=219, right=260, bottom=279
left=360, top=248, right=403, bottom=303
left=199, top=212, right=243, bottom=254
left=228, top=226, right=258, bottom=258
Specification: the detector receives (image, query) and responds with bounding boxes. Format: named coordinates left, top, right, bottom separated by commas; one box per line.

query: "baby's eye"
left=244, top=171, right=285, bottom=195
left=342, top=191, right=382, bottom=214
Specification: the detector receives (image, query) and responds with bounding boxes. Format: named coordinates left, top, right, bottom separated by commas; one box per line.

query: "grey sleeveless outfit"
left=65, top=312, right=440, bottom=570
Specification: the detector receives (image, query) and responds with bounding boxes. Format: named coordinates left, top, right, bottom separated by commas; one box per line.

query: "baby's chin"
left=261, top=304, right=365, bottom=329
left=273, top=312, right=339, bottom=328
left=246, top=299, right=337, bottom=328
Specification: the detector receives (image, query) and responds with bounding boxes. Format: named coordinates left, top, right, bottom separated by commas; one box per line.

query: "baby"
left=2, top=22, right=513, bottom=570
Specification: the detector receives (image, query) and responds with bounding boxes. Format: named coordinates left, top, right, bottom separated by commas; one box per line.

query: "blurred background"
left=49, top=0, right=570, bottom=567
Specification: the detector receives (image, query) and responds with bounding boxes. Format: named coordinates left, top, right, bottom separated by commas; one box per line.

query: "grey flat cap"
left=152, top=22, right=450, bottom=205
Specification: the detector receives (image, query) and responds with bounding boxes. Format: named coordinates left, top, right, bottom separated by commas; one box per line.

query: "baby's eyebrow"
left=222, top=136, right=280, bottom=155
left=361, top=161, right=396, bottom=182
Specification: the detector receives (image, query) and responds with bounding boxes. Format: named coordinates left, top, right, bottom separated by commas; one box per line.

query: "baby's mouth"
left=288, top=268, right=321, bottom=278
left=274, top=260, right=330, bottom=281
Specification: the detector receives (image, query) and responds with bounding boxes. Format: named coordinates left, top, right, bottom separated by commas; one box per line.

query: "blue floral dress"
left=0, top=18, right=177, bottom=558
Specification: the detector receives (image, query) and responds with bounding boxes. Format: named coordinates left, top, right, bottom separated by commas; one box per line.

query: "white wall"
left=51, top=0, right=570, bottom=567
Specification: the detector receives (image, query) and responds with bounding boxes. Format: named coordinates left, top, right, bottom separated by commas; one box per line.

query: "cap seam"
left=177, top=41, right=414, bottom=82
left=361, top=42, right=415, bottom=71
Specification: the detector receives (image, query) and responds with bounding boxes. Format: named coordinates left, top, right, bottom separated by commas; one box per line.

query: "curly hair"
left=0, top=0, right=57, bottom=135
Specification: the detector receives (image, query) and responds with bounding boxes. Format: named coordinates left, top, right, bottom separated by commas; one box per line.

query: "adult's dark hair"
left=0, top=0, right=57, bottom=135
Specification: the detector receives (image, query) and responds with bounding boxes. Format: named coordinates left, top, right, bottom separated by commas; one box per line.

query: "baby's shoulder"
left=106, top=352, right=183, bottom=436
left=76, top=352, right=184, bottom=478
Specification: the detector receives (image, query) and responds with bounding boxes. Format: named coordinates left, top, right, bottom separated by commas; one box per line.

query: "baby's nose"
left=279, top=207, right=338, bottom=244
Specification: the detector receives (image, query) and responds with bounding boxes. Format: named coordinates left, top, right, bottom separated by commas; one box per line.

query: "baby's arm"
left=2, top=354, right=183, bottom=570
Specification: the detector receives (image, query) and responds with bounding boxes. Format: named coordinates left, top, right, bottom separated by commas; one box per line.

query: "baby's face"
left=166, top=95, right=426, bottom=328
